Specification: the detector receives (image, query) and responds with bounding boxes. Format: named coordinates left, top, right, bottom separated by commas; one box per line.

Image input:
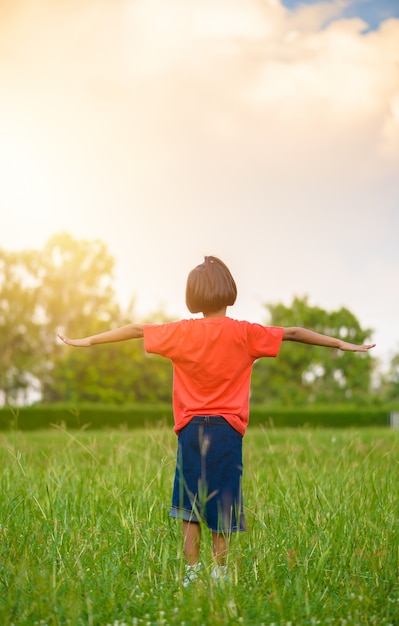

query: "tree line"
left=0, top=233, right=397, bottom=407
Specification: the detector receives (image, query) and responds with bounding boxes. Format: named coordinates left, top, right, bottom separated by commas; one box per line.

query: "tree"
left=0, top=233, right=173, bottom=405
left=0, top=248, right=43, bottom=404
left=251, top=296, right=375, bottom=405
left=38, top=232, right=124, bottom=402
left=0, top=233, right=125, bottom=405
left=381, top=350, right=399, bottom=403
left=38, top=232, right=118, bottom=336
left=44, top=304, right=173, bottom=404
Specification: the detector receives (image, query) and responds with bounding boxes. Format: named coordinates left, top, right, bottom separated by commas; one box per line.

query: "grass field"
left=1, top=426, right=398, bottom=625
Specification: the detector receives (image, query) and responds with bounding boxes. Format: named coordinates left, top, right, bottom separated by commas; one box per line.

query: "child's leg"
left=182, top=520, right=201, bottom=565
left=212, top=531, right=230, bottom=565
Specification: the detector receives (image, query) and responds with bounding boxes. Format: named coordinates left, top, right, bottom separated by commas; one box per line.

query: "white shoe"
left=211, top=565, right=228, bottom=582
left=183, top=562, right=201, bottom=587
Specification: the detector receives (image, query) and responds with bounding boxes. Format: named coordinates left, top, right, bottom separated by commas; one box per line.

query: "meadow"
left=0, top=426, right=398, bottom=626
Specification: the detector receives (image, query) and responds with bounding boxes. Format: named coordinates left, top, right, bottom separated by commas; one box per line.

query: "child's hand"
left=57, top=333, right=91, bottom=347
left=338, top=341, right=376, bottom=352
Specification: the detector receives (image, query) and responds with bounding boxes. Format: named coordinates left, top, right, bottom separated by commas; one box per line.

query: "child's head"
left=185, top=256, right=237, bottom=315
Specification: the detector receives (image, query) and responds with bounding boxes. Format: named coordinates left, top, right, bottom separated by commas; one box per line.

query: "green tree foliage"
left=0, top=248, right=42, bottom=404
left=36, top=234, right=173, bottom=404
left=39, top=232, right=118, bottom=337
left=44, top=306, right=173, bottom=404
left=37, top=232, right=122, bottom=401
left=251, top=296, right=375, bottom=405
left=38, top=233, right=176, bottom=404
left=381, top=350, right=399, bottom=403
left=0, top=233, right=172, bottom=405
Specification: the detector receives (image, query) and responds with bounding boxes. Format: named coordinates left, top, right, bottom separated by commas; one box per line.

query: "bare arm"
left=57, top=323, right=144, bottom=348
left=282, top=327, right=376, bottom=352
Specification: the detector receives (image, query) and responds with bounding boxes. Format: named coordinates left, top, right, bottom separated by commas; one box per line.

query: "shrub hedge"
left=0, top=404, right=394, bottom=430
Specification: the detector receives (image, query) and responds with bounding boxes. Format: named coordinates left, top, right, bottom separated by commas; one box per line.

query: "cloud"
left=117, top=0, right=399, bottom=162
left=0, top=0, right=398, bottom=359
left=2, top=0, right=398, bottom=150
left=1, top=0, right=398, bottom=220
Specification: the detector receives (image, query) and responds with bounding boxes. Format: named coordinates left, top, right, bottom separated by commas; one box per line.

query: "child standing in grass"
left=58, top=256, right=375, bottom=585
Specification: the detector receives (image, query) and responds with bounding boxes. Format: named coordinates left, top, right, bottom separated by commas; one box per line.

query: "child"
left=57, top=256, right=375, bottom=585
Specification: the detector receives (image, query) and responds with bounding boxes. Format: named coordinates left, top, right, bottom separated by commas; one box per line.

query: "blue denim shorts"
left=169, top=415, right=246, bottom=533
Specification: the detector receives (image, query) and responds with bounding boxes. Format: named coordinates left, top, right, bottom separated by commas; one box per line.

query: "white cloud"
left=0, top=0, right=398, bottom=361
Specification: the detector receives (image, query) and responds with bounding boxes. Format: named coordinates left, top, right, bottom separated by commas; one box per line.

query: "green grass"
left=1, top=427, right=398, bottom=625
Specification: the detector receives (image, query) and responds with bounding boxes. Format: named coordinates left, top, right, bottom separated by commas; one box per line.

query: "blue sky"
left=282, top=0, right=399, bottom=29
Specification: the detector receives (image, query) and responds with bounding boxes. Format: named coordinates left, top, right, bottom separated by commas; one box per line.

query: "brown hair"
left=185, top=256, right=237, bottom=314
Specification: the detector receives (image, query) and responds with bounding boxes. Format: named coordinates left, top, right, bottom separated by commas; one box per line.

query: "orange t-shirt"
left=143, top=317, right=283, bottom=436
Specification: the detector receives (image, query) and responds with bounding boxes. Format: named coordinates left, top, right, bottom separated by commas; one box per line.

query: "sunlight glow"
left=1, top=136, right=52, bottom=216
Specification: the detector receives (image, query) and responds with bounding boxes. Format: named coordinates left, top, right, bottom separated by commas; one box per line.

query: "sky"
left=1, top=0, right=398, bottom=368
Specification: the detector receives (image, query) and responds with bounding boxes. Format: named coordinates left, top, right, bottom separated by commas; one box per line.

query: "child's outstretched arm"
left=57, top=324, right=144, bottom=348
left=282, top=327, right=375, bottom=352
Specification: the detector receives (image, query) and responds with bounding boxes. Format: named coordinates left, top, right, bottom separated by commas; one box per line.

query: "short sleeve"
left=143, top=322, right=182, bottom=358
left=246, top=324, right=284, bottom=359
